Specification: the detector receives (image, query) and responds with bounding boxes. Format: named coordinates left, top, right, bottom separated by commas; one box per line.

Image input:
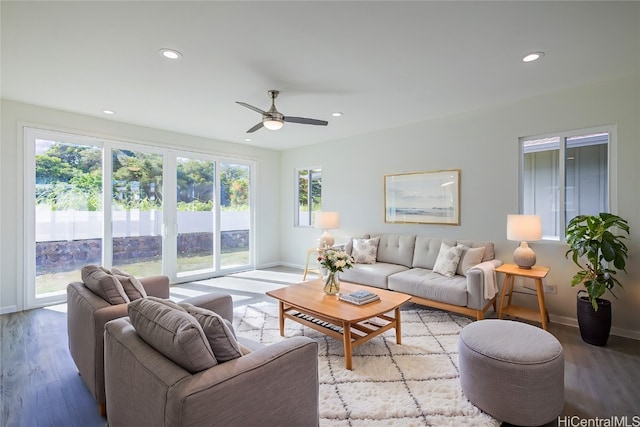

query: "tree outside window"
left=296, top=168, right=322, bottom=226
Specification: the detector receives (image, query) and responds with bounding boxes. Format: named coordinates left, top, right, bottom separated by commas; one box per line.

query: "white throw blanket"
left=472, top=261, right=499, bottom=300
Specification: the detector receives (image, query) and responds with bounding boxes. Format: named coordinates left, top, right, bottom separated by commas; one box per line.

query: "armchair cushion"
left=111, top=267, right=147, bottom=300
left=81, top=265, right=130, bottom=305
left=128, top=297, right=217, bottom=373
left=179, top=302, right=243, bottom=363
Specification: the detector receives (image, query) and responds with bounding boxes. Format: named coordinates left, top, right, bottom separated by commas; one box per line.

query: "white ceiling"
left=2, top=1, right=639, bottom=151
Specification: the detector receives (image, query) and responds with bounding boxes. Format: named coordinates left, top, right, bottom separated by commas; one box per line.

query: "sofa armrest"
left=181, top=293, right=234, bottom=323
left=140, top=275, right=170, bottom=299
left=466, top=259, right=503, bottom=310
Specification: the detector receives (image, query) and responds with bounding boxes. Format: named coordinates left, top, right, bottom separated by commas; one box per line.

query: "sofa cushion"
left=389, top=268, right=468, bottom=306
left=351, top=237, right=380, bottom=264
left=178, top=303, right=243, bottom=363
left=457, top=240, right=495, bottom=262
left=375, top=234, right=416, bottom=268
left=111, top=267, right=148, bottom=301
left=81, top=265, right=130, bottom=305
left=339, top=263, right=409, bottom=289
left=456, top=246, right=486, bottom=277
left=128, top=297, right=217, bottom=373
left=433, top=242, right=463, bottom=278
left=412, top=236, right=457, bottom=270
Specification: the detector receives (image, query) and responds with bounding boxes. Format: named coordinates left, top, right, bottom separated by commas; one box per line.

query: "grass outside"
left=35, top=251, right=250, bottom=295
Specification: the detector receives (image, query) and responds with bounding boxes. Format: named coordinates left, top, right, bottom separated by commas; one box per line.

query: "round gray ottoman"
left=458, top=320, right=564, bottom=426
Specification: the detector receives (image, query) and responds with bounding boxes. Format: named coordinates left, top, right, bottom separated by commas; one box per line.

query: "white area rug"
left=233, top=302, right=499, bottom=427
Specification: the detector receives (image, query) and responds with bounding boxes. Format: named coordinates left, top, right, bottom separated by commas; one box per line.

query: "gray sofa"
left=67, top=271, right=236, bottom=416
left=104, top=297, right=319, bottom=427
left=67, top=275, right=172, bottom=415
left=340, top=234, right=502, bottom=320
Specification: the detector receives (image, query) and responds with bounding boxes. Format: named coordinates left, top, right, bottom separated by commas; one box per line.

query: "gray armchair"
left=67, top=275, right=233, bottom=416
left=103, top=298, right=319, bottom=427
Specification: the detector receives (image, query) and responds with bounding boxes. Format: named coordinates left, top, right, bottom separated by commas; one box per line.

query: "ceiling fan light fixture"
left=237, top=90, right=328, bottom=133
left=263, top=119, right=284, bottom=130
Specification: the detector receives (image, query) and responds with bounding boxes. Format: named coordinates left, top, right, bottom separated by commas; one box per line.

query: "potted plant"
left=565, top=213, right=630, bottom=346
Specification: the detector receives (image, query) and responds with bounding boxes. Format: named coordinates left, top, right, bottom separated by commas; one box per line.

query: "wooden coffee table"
left=266, top=279, right=411, bottom=370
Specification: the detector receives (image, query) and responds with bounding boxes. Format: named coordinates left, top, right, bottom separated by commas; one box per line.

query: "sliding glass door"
left=176, top=157, right=216, bottom=275
left=219, top=162, right=251, bottom=269
left=25, top=128, right=255, bottom=308
left=111, top=148, right=164, bottom=277
left=31, top=135, right=103, bottom=302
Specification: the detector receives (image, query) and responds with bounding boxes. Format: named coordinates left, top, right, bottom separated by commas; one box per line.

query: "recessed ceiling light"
left=102, top=109, right=115, bottom=115
left=332, top=112, right=343, bottom=117
left=244, top=138, right=252, bottom=142
left=522, top=52, right=544, bottom=63
left=159, top=48, right=182, bottom=60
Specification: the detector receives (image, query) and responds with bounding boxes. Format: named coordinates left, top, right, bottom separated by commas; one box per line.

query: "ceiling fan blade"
left=283, top=116, right=328, bottom=126
left=246, top=122, right=264, bottom=133
left=236, top=101, right=267, bottom=115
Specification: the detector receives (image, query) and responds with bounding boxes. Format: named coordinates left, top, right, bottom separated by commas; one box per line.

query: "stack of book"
left=339, top=289, right=380, bottom=305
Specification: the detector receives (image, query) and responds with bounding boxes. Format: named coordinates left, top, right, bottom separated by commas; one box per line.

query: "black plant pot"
left=576, top=295, right=612, bottom=346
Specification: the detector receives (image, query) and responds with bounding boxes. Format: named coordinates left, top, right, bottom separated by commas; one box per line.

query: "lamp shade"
left=314, top=211, right=340, bottom=230
left=507, top=215, right=542, bottom=242
left=314, top=211, right=339, bottom=249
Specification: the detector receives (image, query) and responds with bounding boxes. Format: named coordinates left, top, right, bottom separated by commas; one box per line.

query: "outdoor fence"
left=35, top=210, right=250, bottom=273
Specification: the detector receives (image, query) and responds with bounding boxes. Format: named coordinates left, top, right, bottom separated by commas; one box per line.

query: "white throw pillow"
left=433, top=242, right=464, bottom=278
left=351, top=237, right=380, bottom=264
left=456, top=246, right=486, bottom=277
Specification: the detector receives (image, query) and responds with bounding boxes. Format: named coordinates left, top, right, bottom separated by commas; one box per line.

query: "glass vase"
left=323, top=271, right=340, bottom=295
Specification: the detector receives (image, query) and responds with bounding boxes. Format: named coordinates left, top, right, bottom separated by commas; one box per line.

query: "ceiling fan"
left=236, top=90, right=329, bottom=133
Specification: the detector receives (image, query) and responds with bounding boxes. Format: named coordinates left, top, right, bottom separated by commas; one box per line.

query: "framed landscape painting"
left=384, top=169, right=460, bottom=225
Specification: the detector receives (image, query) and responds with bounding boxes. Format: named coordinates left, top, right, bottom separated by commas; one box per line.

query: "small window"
left=521, top=128, right=610, bottom=240
left=295, top=168, right=322, bottom=226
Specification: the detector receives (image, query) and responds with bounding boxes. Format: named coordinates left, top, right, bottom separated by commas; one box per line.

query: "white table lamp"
left=315, top=211, right=339, bottom=248
left=507, top=214, right=542, bottom=269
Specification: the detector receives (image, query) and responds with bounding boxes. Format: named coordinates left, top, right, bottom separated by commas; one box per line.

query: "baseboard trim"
left=550, top=313, right=640, bottom=341
left=1, top=305, right=18, bottom=315
left=256, top=261, right=287, bottom=269
left=275, top=262, right=305, bottom=270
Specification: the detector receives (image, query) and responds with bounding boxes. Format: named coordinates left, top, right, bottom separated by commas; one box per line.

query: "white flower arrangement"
left=318, top=249, right=355, bottom=273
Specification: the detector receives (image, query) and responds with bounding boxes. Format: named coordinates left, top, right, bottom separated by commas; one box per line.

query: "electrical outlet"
left=544, top=284, right=557, bottom=294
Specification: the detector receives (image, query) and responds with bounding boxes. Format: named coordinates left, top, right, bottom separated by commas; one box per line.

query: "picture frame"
left=384, top=169, right=460, bottom=225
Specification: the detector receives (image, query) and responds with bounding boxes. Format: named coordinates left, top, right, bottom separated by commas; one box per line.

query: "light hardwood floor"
left=1, top=267, right=639, bottom=427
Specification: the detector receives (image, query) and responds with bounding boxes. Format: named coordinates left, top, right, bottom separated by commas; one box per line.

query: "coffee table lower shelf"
left=278, top=302, right=402, bottom=370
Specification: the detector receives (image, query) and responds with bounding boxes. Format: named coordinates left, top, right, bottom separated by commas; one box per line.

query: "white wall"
left=280, top=74, right=640, bottom=339
left=0, top=100, right=281, bottom=313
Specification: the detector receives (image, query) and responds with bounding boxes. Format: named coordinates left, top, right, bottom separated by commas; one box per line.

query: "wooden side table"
left=496, top=263, right=551, bottom=330
left=303, top=247, right=323, bottom=280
